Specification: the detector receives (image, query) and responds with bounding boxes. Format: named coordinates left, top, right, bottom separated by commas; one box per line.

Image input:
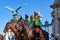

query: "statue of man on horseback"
left=4, top=11, right=49, bottom=40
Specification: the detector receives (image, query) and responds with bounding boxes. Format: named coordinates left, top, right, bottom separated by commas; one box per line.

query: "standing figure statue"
left=5, top=4, right=27, bottom=21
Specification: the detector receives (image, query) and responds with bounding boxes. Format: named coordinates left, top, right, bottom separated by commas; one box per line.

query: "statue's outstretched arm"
left=5, top=6, right=15, bottom=13
left=16, top=4, right=27, bottom=12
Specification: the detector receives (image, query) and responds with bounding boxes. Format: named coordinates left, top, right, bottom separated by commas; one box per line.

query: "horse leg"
left=22, top=29, right=29, bottom=40
left=28, top=30, right=34, bottom=40
left=39, top=29, right=45, bottom=40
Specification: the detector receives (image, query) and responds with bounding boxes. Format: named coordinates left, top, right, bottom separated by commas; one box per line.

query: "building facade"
left=50, top=0, right=60, bottom=40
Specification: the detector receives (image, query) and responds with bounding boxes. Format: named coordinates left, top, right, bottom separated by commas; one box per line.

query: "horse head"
left=4, top=22, right=12, bottom=33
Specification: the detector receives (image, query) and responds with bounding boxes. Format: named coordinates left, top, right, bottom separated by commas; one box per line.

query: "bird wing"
left=16, top=4, right=27, bottom=12
left=5, top=6, right=15, bottom=12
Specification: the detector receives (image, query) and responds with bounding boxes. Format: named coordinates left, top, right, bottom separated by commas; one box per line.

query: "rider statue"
left=29, top=15, right=34, bottom=27
left=33, top=11, right=42, bottom=29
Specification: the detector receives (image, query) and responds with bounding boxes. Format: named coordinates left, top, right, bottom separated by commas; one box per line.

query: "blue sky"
left=0, top=0, right=53, bottom=34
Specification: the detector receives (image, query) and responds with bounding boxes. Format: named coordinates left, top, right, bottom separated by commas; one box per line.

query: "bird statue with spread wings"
left=5, top=4, right=27, bottom=21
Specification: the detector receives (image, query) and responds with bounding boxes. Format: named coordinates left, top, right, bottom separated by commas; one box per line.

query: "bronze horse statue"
left=4, top=19, right=29, bottom=40
left=4, top=18, right=49, bottom=40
